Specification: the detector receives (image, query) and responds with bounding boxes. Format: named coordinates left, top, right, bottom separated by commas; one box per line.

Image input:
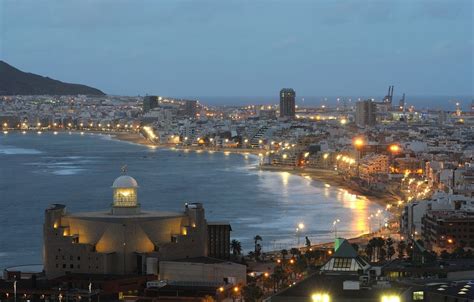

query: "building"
left=183, top=100, right=198, bottom=118
left=269, top=239, right=411, bottom=302
left=279, top=88, right=296, bottom=118
left=143, top=96, right=159, bottom=112
left=159, top=257, right=246, bottom=285
left=421, top=209, right=474, bottom=252
left=355, top=99, right=377, bottom=127
left=207, top=222, right=232, bottom=260
left=359, top=154, right=389, bottom=183
left=43, top=173, right=208, bottom=278
left=320, top=239, right=371, bottom=274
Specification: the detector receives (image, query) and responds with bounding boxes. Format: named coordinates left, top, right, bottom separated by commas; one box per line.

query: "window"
left=412, top=291, right=424, bottom=301
left=333, top=258, right=352, bottom=269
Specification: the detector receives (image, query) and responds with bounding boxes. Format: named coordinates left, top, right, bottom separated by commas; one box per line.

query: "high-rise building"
left=183, top=100, right=198, bottom=118
left=355, top=99, right=377, bottom=127
left=279, top=88, right=296, bottom=118
left=143, top=96, right=159, bottom=112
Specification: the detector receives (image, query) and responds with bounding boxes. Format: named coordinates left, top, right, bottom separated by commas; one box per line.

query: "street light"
left=296, top=223, right=305, bottom=246
left=333, top=219, right=340, bottom=238
left=381, top=295, right=400, bottom=302
left=389, top=144, right=401, bottom=154
left=312, top=293, right=330, bottom=302
left=353, top=137, right=365, bottom=176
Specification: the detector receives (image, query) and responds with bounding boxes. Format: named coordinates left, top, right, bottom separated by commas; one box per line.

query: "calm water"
left=0, top=132, right=382, bottom=268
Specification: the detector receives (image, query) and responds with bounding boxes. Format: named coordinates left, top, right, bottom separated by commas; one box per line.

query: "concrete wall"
left=159, top=261, right=246, bottom=285
left=44, top=205, right=208, bottom=278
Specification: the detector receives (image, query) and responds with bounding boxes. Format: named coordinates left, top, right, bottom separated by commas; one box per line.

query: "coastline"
left=111, top=131, right=400, bottom=207
left=111, top=131, right=399, bottom=250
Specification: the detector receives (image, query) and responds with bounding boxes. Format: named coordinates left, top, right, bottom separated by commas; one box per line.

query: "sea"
left=0, top=132, right=383, bottom=268
left=192, top=95, right=473, bottom=111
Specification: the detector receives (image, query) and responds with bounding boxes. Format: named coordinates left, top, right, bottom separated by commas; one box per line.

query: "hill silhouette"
left=0, top=61, right=105, bottom=95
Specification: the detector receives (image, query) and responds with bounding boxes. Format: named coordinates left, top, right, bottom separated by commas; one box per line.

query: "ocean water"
left=193, top=95, right=473, bottom=111
left=0, top=132, right=382, bottom=268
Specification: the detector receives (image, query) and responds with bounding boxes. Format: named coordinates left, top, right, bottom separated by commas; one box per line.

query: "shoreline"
left=4, top=130, right=399, bottom=252
left=110, top=132, right=400, bottom=242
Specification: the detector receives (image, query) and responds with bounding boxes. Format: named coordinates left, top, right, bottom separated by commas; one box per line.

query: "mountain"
left=0, top=61, right=105, bottom=96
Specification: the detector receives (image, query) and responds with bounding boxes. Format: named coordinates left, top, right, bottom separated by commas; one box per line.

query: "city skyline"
left=1, top=0, right=472, bottom=97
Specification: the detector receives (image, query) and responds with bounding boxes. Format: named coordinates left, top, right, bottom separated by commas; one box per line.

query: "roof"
left=112, top=175, right=138, bottom=188
left=164, top=257, right=228, bottom=264
left=333, top=240, right=358, bottom=258
left=271, top=274, right=407, bottom=301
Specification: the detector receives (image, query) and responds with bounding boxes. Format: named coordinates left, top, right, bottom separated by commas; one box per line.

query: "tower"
left=111, top=173, right=140, bottom=215
left=279, top=88, right=296, bottom=118
left=355, top=99, right=377, bottom=127
left=399, top=93, right=405, bottom=111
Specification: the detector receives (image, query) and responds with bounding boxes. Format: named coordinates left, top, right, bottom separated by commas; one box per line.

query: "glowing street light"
left=389, top=144, right=401, bottom=154
left=353, top=137, right=365, bottom=176
left=312, top=293, right=330, bottom=302
left=381, top=295, right=400, bottom=302
left=333, top=219, right=341, bottom=238
left=296, top=223, right=305, bottom=246
left=353, top=137, right=365, bottom=149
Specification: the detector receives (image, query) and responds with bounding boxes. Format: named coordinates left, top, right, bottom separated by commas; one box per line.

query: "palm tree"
left=365, top=242, right=374, bottom=262
left=231, top=239, right=242, bottom=259
left=386, top=237, right=395, bottom=260
left=254, top=235, right=262, bottom=251
left=290, top=248, right=300, bottom=258
left=254, top=235, right=262, bottom=260
left=397, top=240, right=406, bottom=259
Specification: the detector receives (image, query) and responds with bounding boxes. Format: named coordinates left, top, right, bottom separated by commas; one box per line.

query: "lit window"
left=412, top=291, right=424, bottom=301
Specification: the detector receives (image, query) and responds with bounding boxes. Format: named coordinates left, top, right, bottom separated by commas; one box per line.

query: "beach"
left=111, top=131, right=400, bottom=252
left=113, top=131, right=400, bottom=208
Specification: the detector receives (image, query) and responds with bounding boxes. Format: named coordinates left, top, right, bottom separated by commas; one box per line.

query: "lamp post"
left=353, top=137, right=365, bottom=177
left=296, top=223, right=305, bottom=247
left=333, top=219, right=340, bottom=238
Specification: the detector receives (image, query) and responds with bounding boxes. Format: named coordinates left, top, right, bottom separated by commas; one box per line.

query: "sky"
left=0, top=0, right=473, bottom=98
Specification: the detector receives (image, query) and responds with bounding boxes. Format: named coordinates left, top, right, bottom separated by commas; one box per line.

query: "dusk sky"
left=1, top=0, right=472, bottom=98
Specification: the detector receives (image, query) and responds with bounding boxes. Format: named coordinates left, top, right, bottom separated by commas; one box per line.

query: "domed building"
left=43, top=173, right=208, bottom=278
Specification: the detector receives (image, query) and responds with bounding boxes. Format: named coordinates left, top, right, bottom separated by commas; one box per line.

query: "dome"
left=112, top=175, right=139, bottom=188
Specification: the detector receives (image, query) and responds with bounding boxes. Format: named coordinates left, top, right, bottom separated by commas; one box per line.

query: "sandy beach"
left=112, top=131, right=400, bottom=206
left=111, top=131, right=401, bottom=250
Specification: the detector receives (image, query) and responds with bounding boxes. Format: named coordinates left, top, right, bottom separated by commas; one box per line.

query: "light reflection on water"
left=0, top=133, right=383, bottom=267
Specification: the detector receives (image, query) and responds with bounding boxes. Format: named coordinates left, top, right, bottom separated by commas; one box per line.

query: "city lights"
left=381, top=295, right=400, bottom=302
left=312, top=293, right=330, bottom=302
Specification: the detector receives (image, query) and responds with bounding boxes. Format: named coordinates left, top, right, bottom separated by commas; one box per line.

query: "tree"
left=351, top=243, right=359, bottom=252
left=440, top=250, right=450, bottom=260
left=365, top=242, right=374, bottom=262
left=375, top=237, right=386, bottom=261
left=290, top=248, right=300, bottom=258
left=397, top=240, right=407, bottom=259
left=453, top=247, right=466, bottom=259
left=242, top=285, right=263, bottom=302
left=378, top=247, right=387, bottom=262
left=406, top=241, right=413, bottom=260
left=231, top=239, right=242, bottom=259
left=272, top=265, right=286, bottom=292
left=254, top=235, right=263, bottom=260
left=386, top=237, right=395, bottom=260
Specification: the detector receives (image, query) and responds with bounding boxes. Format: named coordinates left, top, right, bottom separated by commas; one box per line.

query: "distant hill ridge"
left=0, top=61, right=105, bottom=96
